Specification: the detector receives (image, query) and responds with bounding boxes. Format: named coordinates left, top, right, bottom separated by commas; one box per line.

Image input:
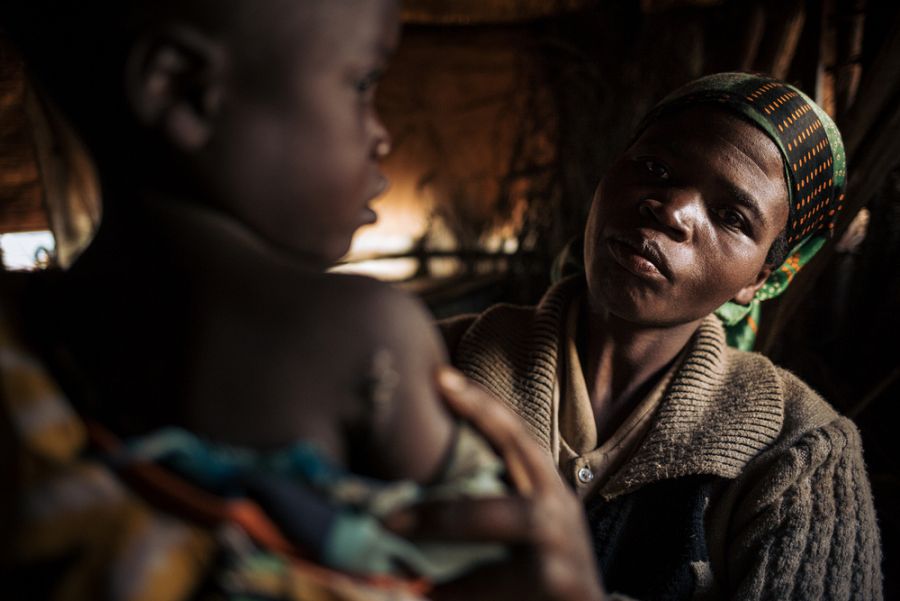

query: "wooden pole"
left=755, top=4, right=900, bottom=354
left=840, top=8, right=900, bottom=158
left=738, top=2, right=767, bottom=72
left=758, top=79, right=900, bottom=353
left=834, top=0, right=866, bottom=118
left=753, top=0, right=805, bottom=79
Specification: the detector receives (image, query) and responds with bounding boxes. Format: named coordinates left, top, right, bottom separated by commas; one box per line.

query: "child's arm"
left=341, top=279, right=457, bottom=485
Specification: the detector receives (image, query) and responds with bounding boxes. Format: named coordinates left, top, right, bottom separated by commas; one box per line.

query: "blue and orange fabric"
left=635, top=72, right=847, bottom=350
left=0, top=302, right=431, bottom=601
left=114, top=423, right=506, bottom=584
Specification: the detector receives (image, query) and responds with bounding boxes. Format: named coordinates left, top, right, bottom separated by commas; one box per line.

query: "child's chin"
left=305, top=238, right=353, bottom=269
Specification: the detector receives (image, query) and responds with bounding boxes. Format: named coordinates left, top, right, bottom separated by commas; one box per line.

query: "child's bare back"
left=181, top=240, right=456, bottom=484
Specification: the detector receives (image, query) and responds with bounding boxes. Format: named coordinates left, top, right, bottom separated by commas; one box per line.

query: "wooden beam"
left=819, top=0, right=866, bottom=120
left=402, top=0, right=598, bottom=25
left=753, top=0, right=805, bottom=79
left=833, top=0, right=866, bottom=117
left=737, top=3, right=767, bottom=72
left=640, top=0, right=723, bottom=13
left=817, top=0, right=838, bottom=116
left=840, top=7, right=900, bottom=158
left=0, top=38, right=46, bottom=234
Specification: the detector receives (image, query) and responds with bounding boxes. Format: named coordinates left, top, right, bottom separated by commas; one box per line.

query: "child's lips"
left=372, top=173, right=390, bottom=198
left=360, top=204, right=378, bottom=225
left=359, top=175, right=387, bottom=224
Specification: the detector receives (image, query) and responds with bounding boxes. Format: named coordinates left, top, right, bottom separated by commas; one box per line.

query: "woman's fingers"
left=419, top=367, right=608, bottom=601
left=427, top=553, right=536, bottom=601
left=384, top=496, right=531, bottom=543
left=436, top=367, right=562, bottom=496
left=385, top=494, right=605, bottom=601
left=424, top=530, right=606, bottom=601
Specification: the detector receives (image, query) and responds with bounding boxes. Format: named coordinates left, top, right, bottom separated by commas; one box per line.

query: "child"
left=0, top=0, right=504, bottom=597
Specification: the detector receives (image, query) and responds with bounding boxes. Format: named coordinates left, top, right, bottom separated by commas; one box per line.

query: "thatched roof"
left=0, top=41, right=45, bottom=233
left=402, top=0, right=596, bottom=24
left=401, top=0, right=724, bottom=24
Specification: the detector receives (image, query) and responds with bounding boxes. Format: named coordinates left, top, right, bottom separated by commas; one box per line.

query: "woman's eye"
left=643, top=159, right=670, bottom=180
left=716, top=207, right=747, bottom=231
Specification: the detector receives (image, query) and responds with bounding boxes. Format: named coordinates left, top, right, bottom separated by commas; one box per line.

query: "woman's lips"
left=606, top=237, right=668, bottom=281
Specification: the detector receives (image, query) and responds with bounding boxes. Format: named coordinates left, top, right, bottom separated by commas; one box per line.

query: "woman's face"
left=583, top=107, right=789, bottom=327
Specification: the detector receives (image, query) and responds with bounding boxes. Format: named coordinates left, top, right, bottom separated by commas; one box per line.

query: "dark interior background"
left=1, top=0, right=898, bottom=596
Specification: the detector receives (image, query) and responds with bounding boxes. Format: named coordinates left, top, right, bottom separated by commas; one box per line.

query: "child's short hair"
left=1, top=0, right=238, bottom=138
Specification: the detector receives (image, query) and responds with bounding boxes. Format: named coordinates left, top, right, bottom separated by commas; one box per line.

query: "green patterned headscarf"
left=635, top=73, right=847, bottom=350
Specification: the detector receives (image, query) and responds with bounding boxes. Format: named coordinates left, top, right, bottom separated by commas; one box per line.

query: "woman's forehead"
left=631, top=107, right=789, bottom=225
left=636, top=107, right=781, bottom=164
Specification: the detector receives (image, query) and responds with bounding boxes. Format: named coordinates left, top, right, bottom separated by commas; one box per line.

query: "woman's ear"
left=125, top=25, right=227, bottom=151
left=732, top=264, right=773, bottom=305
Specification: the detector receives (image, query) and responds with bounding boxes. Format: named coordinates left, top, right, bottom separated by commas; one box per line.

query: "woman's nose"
left=637, top=188, right=699, bottom=241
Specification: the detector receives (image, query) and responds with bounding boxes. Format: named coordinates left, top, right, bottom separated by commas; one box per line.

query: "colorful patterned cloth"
left=635, top=72, right=847, bottom=349
left=118, top=424, right=506, bottom=584
left=0, top=301, right=504, bottom=600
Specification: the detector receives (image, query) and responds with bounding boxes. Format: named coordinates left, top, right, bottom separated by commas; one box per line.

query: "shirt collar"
left=556, top=294, right=684, bottom=499
left=601, top=314, right=784, bottom=499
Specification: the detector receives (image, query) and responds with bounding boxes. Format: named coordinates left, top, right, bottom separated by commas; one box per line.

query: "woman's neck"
left=581, top=301, right=701, bottom=435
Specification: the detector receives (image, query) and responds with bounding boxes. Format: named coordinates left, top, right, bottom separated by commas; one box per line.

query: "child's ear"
left=732, top=264, right=773, bottom=305
left=125, top=26, right=227, bottom=151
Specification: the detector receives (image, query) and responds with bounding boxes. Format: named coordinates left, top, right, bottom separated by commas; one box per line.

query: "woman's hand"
left=385, top=367, right=607, bottom=601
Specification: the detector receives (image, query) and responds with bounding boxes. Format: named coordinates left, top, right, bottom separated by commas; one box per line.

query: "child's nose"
left=372, top=119, right=392, bottom=160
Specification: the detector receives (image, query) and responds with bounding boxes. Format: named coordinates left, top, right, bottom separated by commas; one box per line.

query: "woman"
left=397, top=74, right=882, bottom=601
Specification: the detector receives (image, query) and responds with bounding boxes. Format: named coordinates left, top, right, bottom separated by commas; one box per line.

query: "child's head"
left=3, top=0, right=400, bottom=263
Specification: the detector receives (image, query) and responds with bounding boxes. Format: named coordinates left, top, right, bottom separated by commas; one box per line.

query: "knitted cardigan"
left=440, top=276, right=883, bottom=601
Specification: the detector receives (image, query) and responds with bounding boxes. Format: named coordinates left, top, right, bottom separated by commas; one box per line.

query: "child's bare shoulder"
left=191, top=263, right=454, bottom=479
left=258, top=270, right=446, bottom=389
left=285, top=273, right=454, bottom=482
left=303, top=273, right=443, bottom=358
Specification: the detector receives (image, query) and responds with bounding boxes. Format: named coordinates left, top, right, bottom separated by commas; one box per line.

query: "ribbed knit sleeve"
left=727, top=417, right=883, bottom=601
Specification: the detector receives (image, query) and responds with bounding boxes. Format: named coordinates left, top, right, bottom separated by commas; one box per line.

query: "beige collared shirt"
left=551, top=296, right=682, bottom=500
